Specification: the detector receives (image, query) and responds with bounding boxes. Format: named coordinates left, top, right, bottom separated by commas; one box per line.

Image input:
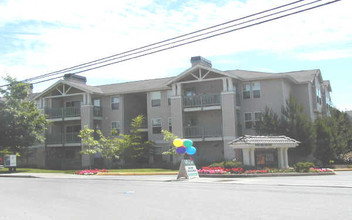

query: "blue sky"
left=0, top=0, right=351, bottom=110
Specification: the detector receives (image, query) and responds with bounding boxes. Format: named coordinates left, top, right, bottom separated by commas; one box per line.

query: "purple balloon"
left=176, top=147, right=186, bottom=154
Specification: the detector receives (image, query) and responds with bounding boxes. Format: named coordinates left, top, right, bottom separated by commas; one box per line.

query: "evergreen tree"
left=280, top=96, right=316, bottom=156
left=314, top=117, right=334, bottom=165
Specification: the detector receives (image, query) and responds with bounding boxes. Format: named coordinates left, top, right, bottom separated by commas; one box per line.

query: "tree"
left=255, top=96, right=316, bottom=157
left=255, top=106, right=281, bottom=135
left=79, top=115, right=153, bottom=168
left=0, top=76, right=48, bottom=154
left=120, top=115, right=153, bottom=164
left=161, top=129, right=179, bottom=155
left=314, top=117, right=335, bottom=166
left=79, top=125, right=122, bottom=168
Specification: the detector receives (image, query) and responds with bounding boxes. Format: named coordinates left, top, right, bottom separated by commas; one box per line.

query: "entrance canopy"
left=229, top=135, right=300, bottom=169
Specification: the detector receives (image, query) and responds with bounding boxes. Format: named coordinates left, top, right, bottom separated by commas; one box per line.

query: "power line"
left=21, top=0, right=307, bottom=83
left=0, top=0, right=341, bottom=88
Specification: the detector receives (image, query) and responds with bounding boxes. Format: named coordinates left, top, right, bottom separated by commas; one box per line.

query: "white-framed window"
left=111, top=96, right=120, bottom=110
left=254, top=112, right=262, bottom=127
left=152, top=118, right=162, bottom=134
left=112, top=121, right=121, bottom=133
left=315, top=79, right=322, bottom=105
left=244, top=112, right=252, bottom=129
left=151, top=91, right=161, bottom=107
left=243, top=83, right=251, bottom=99
left=252, top=81, right=261, bottom=98
left=167, top=90, right=172, bottom=105
left=93, top=98, right=101, bottom=107
left=168, top=117, right=172, bottom=132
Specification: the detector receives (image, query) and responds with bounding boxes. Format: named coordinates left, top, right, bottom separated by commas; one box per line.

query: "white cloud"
left=0, top=0, right=351, bottom=93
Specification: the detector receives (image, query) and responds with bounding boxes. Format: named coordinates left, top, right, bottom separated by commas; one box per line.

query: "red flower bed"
left=198, top=166, right=270, bottom=175
left=75, top=169, right=108, bottom=175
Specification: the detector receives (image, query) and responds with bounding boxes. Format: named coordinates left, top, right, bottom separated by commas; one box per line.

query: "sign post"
left=4, top=155, right=17, bottom=172
left=177, top=159, right=199, bottom=179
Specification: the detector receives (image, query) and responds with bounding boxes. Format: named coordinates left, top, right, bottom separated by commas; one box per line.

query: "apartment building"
left=25, top=56, right=333, bottom=169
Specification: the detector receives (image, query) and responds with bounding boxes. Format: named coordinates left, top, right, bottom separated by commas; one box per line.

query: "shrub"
left=208, top=161, right=242, bottom=169
left=293, top=162, right=315, bottom=172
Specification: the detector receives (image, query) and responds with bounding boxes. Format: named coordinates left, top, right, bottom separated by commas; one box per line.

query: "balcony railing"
left=46, top=132, right=81, bottom=145
left=184, top=126, right=223, bottom=139
left=183, top=94, right=221, bottom=108
left=93, top=106, right=102, bottom=117
left=45, top=107, right=81, bottom=119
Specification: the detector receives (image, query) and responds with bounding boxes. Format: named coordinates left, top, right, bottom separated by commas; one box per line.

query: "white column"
left=222, top=78, right=228, bottom=92
left=283, top=148, right=289, bottom=169
left=172, top=84, right=177, bottom=96
left=176, top=83, right=182, bottom=96
left=242, top=149, right=250, bottom=166
left=227, top=78, right=233, bottom=91
left=249, top=148, right=256, bottom=166
left=278, top=148, right=284, bottom=169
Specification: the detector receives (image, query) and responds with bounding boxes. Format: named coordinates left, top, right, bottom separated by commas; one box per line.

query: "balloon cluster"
left=173, top=138, right=197, bottom=155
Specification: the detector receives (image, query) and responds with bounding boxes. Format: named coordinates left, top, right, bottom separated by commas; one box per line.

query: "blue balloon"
left=186, top=146, right=196, bottom=155
left=176, top=147, right=186, bottom=154
left=183, top=139, right=193, bottom=148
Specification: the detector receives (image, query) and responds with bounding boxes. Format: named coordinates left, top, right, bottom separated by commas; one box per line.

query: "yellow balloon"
left=173, top=138, right=184, bottom=147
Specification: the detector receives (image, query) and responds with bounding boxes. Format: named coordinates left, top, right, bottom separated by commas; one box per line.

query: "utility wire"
left=21, top=0, right=307, bottom=83
left=0, top=0, right=341, bottom=87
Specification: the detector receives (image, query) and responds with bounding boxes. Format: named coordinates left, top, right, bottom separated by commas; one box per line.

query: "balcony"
left=46, top=132, right=81, bottom=145
left=184, top=125, right=223, bottom=139
left=45, top=107, right=81, bottom=119
left=183, top=94, right=221, bottom=108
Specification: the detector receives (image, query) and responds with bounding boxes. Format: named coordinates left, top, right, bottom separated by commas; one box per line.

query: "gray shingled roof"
left=96, top=77, right=174, bottom=95
left=229, top=135, right=300, bottom=145
left=225, top=69, right=319, bottom=83
left=66, top=80, right=103, bottom=94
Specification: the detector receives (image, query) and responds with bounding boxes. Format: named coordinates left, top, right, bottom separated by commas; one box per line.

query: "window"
left=152, top=118, right=162, bottom=134
left=167, top=90, right=172, bottom=105
left=252, top=82, right=261, bottom=98
left=112, top=121, right=121, bottom=134
left=111, top=96, right=119, bottom=110
left=244, top=113, right=252, bottom=129
left=151, top=91, right=161, bottom=107
left=168, top=117, right=172, bottom=132
left=93, top=98, right=101, bottom=106
left=254, top=112, right=262, bottom=127
left=316, top=87, right=322, bottom=105
left=66, top=125, right=81, bottom=133
left=243, top=83, right=251, bottom=99
left=66, top=101, right=81, bottom=108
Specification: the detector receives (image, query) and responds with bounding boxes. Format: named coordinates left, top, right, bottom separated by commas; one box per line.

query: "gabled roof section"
left=225, top=69, right=321, bottom=84
left=166, top=64, right=237, bottom=85
left=281, top=69, right=321, bottom=83
left=33, top=80, right=103, bottom=100
left=96, top=77, right=174, bottom=95
left=229, top=135, right=300, bottom=146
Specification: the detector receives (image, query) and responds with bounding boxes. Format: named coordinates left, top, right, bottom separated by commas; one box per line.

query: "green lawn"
left=0, top=168, right=176, bottom=174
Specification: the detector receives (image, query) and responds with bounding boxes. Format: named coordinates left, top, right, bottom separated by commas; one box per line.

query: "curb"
left=97, top=172, right=178, bottom=176
left=332, top=168, right=352, bottom=171
left=199, top=172, right=336, bottom=178
left=0, top=174, right=38, bottom=178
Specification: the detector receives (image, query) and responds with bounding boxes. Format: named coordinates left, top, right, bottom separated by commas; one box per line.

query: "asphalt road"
left=0, top=172, right=351, bottom=220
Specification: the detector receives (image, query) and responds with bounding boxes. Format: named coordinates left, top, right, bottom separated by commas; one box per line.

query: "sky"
left=0, top=0, right=351, bottom=110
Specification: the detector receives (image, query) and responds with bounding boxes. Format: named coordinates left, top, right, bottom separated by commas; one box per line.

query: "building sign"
left=4, top=155, right=16, bottom=167
left=177, top=159, right=199, bottom=179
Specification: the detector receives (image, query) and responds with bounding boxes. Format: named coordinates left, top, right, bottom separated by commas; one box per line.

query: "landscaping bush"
left=208, top=161, right=242, bottom=169
left=293, top=162, right=315, bottom=172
